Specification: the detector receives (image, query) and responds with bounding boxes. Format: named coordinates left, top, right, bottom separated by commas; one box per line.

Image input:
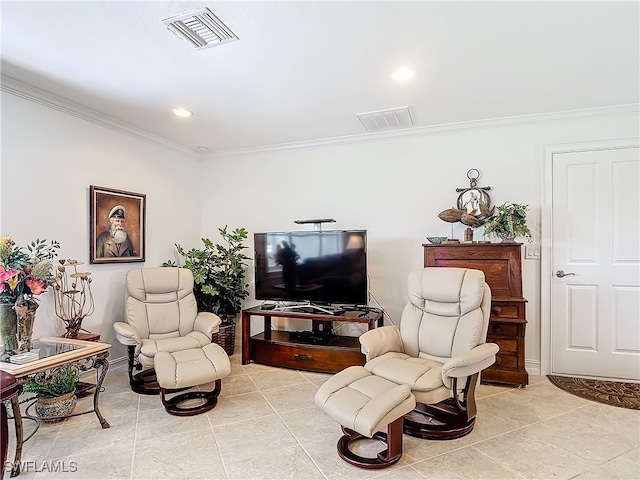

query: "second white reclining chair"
left=315, top=267, right=499, bottom=468
left=360, top=267, right=498, bottom=439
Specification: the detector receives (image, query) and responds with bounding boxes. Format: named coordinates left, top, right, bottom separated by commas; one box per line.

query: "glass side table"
left=0, top=337, right=111, bottom=477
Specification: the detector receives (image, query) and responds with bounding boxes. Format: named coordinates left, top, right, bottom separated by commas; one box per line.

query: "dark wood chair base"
left=404, top=373, right=479, bottom=440
left=161, top=380, right=222, bottom=416
left=126, top=346, right=161, bottom=395
left=336, top=417, right=404, bottom=469
left=403, top=399, right=476, bottom=440
left=130, top=368, right=161, bottom=395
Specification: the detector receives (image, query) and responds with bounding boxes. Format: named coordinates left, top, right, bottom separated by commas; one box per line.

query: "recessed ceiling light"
left=392, top=67, right=415, bottom=81
left=173, top=107, right=193, bottom=117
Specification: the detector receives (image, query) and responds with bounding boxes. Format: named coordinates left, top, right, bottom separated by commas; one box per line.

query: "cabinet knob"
left=492, top=306, right=502, bottom=316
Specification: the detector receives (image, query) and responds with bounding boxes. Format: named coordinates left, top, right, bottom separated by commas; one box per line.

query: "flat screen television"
left=254, top=230, right=367, bottom=306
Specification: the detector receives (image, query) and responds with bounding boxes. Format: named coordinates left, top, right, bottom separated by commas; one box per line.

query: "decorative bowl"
left=426, top=236, right=448, bottom=244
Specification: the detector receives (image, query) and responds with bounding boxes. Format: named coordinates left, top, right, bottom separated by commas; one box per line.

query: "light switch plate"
left=525, top=244, right=541, bottom=260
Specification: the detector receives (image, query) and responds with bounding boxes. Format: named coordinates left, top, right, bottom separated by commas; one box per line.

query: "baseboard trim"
left=525, top=359, right=541, bottom=377
left=109, top=356, right=128, bottom=370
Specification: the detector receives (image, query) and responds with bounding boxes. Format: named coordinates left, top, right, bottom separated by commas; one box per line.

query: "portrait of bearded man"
left=95, top=205, right=136, bottom=257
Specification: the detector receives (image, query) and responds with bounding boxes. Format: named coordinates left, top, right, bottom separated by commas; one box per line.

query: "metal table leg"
left=92, top=354, right=110, bottom=428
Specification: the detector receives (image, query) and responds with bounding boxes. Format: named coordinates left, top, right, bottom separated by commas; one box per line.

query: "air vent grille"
left=162, top=8, right=238, bottom=50
left=356, top=106, right=414, bottom=132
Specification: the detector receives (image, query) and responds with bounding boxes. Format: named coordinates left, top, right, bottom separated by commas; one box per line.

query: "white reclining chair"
left=360, top=267, right=498, bottom=439
left=113, top=267, right=222, bottom=394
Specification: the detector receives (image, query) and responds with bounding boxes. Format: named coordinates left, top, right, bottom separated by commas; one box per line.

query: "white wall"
left=1, top=91, right=202, bottom=361
left=201, top=108, right=640, bottom=374
left=3, top=84, right=638, bottom=374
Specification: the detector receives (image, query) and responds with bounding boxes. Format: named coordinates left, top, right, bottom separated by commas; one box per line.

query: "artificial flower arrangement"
left=0, top=236, right=60, bottom=306
left=483, top=203, right=532, bottom=242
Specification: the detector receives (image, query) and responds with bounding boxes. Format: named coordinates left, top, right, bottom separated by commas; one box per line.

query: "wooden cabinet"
left=423, top=243, right=528, bottom=387
left=242, top=307, right=383, bottom=374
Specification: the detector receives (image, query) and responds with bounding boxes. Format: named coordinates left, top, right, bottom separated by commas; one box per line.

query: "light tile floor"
left=4, top=353, right=639, bottom=480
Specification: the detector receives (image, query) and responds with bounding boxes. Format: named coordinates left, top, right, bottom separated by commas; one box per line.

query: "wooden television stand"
left=241, top=306, right=383, bottom=373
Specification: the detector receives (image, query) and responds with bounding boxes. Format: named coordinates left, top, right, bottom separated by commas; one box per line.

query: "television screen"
left=254, top=230, right=367, bottom=305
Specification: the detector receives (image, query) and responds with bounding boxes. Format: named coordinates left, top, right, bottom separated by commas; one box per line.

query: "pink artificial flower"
left=26, top=278, right=46, bottom=295
left=0, top=265, right=19, bottom=282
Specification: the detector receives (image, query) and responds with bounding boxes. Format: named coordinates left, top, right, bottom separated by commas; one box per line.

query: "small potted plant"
left=23, top=365, right=80, bottom=422
left=164, top=226, right=250, bottom=355
left=483, top=202, right=532, bottom=242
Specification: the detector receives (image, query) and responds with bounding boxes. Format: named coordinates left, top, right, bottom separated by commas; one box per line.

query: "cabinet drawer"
left=488, top=337, right=518, bottom=354
left=251, top=340, right=364, bottom=373
left=491, top=302, right=525, bottom=320
left=493, top=353, right=519, bottom=369
left=488, top=323, right=519, bottom=337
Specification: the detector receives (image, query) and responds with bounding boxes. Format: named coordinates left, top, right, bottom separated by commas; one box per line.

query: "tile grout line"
left=205, top=406, right=230, bottom=480
left=250, top=368, right=330, bottom=480
left=468, top=444, right=527, bottom=479
left=403, top=396, right=616, bottom=476
left=130, top=393, right=141, bottom=480
left=288, top=370, right=333, bottom=480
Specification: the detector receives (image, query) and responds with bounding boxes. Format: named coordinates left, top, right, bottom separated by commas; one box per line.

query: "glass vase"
left=14, top=300, right=38, bottom=352
left=0, top=303, right=19, bottom=359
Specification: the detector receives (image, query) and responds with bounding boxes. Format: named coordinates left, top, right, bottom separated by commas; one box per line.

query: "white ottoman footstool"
left=314, top=365, right=416, bottom=469
left=155, top=343, right=231, bottom=416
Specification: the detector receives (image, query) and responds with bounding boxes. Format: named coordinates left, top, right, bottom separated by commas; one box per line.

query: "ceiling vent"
left=162, top=7, right=238, bottom=50
left=356, top=106, right=414, bottom=132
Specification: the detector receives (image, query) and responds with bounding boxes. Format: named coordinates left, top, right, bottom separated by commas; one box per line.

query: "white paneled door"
left=552, top=147, right=640, bottom=381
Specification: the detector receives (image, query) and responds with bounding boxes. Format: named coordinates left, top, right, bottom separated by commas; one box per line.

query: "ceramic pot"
left=34, top=390, right=77, bottom=423
left=498, top=234, right=517, bottom=243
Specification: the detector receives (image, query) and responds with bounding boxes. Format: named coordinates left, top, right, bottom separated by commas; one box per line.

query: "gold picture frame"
left=89, top=185, right=145, bottom=264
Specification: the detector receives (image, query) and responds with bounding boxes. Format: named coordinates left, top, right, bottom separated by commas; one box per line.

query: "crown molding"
left=3, top=74, right=636, bottom=162
left=1, top=75, right=201, bottom=160
left=206, top=103, right=640, bottom=159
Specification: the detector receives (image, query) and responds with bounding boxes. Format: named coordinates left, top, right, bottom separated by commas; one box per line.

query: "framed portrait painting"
left=90, top=185, right=146, bottom=264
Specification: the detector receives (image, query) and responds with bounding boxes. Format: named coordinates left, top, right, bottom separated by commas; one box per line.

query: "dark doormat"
left=548, top=375, right=640, bottom=410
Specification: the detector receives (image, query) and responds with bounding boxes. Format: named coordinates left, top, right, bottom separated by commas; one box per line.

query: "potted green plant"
left=164, top=226, right=250, bottom=355
left=483, top=202, right=532, bottom=242
left=23, top=365, right=80, bottom=422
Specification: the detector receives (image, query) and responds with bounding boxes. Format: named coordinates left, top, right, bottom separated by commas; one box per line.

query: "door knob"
left=556, top=270, right=575, bottom=278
